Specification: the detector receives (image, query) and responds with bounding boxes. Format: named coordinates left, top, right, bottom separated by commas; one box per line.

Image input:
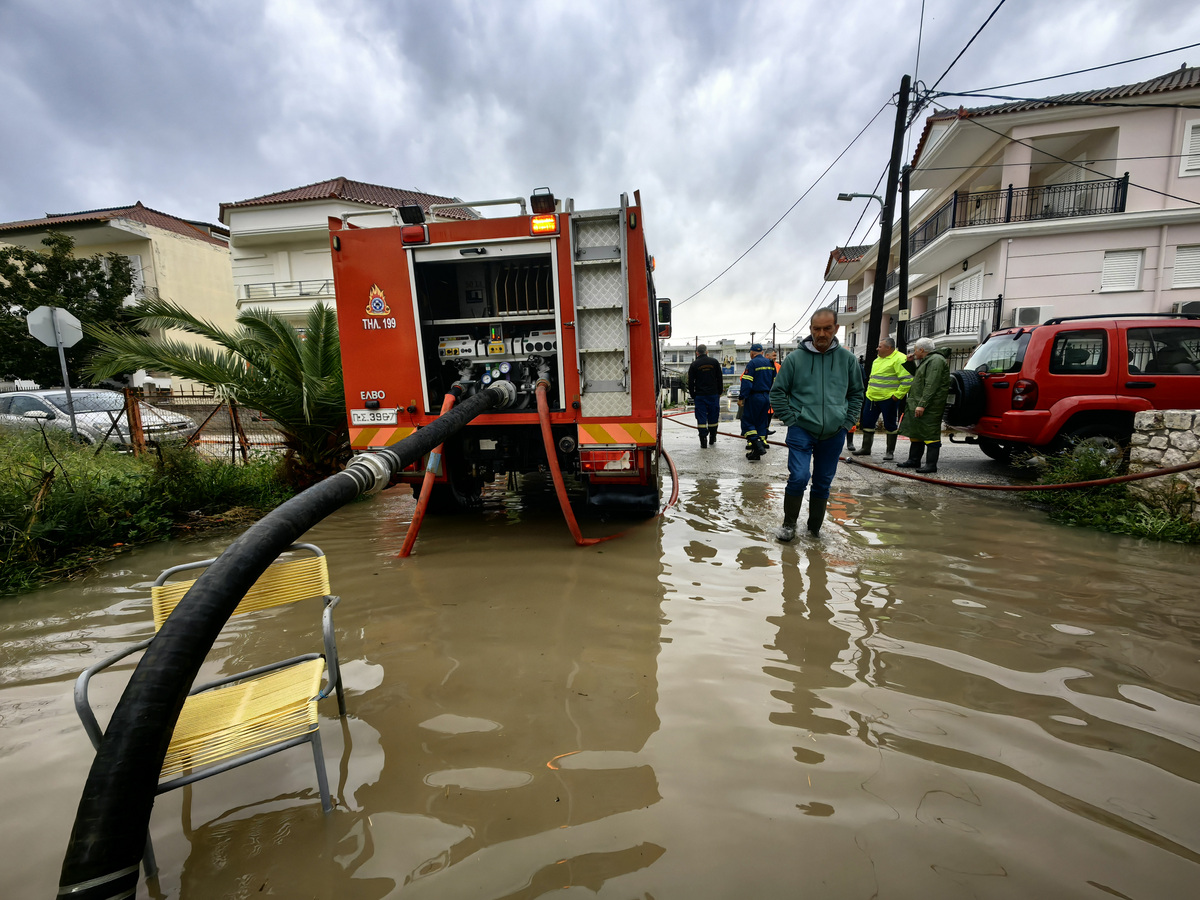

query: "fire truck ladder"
left=570, top=196, right=631, bottom=418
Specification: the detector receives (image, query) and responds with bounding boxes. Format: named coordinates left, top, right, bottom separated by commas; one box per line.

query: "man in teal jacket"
left=768, top=307, right=864, bottom=540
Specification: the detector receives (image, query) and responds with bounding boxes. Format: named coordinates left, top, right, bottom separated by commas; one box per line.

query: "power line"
left=784, top=163, right=888, bottom=336
left=953, top=41, right=1200, bottom=94
left=675, top=98, right=892, bottom=308
left=906, top=0, right=927, bottom=162
left=927, top=97, right=1200, bottom=208
left=928, top=0, right=1009, bottom=93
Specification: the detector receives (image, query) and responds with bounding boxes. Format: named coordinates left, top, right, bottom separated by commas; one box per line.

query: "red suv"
left=945, top=314, right=1200, bottom=461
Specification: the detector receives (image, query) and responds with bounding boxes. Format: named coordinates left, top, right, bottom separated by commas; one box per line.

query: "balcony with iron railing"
left=905, top=297, right=1002, bottom=343
left=909, top=174, right=1129, bottom=257
left=237, top=280, right=335, bottom=302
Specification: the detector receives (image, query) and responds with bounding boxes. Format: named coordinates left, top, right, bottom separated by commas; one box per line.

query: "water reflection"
left=4, top=431, right=1200, bottom=898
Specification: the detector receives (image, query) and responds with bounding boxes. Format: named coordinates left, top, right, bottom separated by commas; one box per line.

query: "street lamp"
left=837, top=192, right=883, bottom=206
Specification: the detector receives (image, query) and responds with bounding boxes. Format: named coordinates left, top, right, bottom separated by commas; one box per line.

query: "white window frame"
left=1100, top=249, right=1143, bottom=293
left=1172, top=245, right=1200, bottom=288
left=1180, top=119, right=1200, bottom=177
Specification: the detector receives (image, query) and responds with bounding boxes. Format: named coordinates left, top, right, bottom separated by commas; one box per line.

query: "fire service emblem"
left=365, top=284, right=390, bottom=316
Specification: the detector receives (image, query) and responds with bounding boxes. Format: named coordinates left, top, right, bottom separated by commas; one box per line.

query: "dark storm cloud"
left=3, top=0, right=1200, bottom=340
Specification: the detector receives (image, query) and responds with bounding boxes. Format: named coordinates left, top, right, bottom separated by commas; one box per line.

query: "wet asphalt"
left=664, top=399, right=1034, bottom=500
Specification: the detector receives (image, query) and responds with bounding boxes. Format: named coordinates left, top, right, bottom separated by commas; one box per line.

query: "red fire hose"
left=398, top=391, right=458, bottom=557
left=537, top=381, right=679, bottom=546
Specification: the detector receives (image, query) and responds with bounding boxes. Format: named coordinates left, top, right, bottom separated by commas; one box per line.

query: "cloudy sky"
left=3, top=0, right=1198, bottom=344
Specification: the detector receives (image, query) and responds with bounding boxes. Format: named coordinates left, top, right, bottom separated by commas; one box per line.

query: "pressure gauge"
left=491, top=367, right=501, bottom=379
left=499, top=361, right=511, bottom=374
left=481, top=373, right=493, bottom=385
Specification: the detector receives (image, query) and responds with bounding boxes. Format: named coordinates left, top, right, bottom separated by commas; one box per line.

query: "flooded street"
left=4, top=422, right=1200, bottom=899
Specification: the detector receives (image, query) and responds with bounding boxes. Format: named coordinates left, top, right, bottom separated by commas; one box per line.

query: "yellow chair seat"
left=161, top=658, right=325, bottom=781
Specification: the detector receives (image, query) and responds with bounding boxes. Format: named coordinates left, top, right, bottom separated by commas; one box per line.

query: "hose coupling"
left=487, top=379, right=518, bottom=409
left=345, top=450, right=396, bottom=495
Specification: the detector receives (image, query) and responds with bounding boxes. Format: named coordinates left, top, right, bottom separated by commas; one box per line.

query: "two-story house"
left=0, top=202, right=234, bottom=387
left=828, top=65, right=1200, bottom=369
left=219, top=177, right=478, bottom=329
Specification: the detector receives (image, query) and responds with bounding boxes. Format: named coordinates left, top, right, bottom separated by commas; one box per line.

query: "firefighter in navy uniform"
left=687, top=344, right=724, bottom=448
left=738, top=343, right=776, bottom=461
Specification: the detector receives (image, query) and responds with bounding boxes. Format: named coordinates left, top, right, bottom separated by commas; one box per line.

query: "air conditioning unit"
left=1010, top=305, right=1051, bottom=327
left=1172, top=299, right=1200, bottom=314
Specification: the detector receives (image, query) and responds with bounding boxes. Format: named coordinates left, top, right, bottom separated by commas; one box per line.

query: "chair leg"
left=311, top=730, right=333, bottom=813
left=143, top=833, right=159, bottom=880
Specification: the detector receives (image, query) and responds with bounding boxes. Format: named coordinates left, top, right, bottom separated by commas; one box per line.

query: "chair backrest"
left=151, top=545, right=330, bottom=631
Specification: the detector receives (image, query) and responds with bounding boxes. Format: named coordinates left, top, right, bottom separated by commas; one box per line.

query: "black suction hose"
left=59, top=383, right=513, bottom=900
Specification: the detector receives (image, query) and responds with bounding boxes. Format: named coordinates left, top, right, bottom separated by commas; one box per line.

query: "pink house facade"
left=827, top=66, right=1200, bottom=368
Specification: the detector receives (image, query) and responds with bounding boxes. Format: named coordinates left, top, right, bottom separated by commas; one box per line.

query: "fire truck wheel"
left=412, top=468, right=485, bottom=513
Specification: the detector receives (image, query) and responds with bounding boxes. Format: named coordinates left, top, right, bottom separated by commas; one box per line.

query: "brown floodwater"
left=3, top=427, right=1200, bottom=899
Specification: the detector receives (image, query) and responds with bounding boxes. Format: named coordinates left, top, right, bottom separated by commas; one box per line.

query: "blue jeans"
left=860, top=397, right=900, bottom=432
left=694, top=394, right=720, bottom=428
left=785, top=426, right=845, bottom=499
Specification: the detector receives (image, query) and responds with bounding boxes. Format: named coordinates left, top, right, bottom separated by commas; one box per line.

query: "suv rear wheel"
left=945, top=370, right=986, bottom=427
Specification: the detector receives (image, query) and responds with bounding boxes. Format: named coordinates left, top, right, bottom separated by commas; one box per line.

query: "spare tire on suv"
left=943, top=369, right=986, bottom=427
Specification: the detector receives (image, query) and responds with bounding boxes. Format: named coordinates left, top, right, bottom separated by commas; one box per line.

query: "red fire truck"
left=328, top=189, right=670, bottom=513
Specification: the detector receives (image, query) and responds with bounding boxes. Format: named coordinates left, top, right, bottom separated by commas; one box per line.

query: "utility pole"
left=864, top=73, right=910, bottom=370
left=897, top=163, right=911, bottom=352
left=771, top=323, right=776, bottom=349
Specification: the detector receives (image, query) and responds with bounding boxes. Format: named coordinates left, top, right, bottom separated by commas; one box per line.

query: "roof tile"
left=0, top=202, right=228, bottom=246
left=219, top=177, right=480, bottom=221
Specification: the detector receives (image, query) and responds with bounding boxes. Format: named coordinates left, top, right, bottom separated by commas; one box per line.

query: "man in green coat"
left=768, top=307, right=864, bottom=539
left=897, top=337, right=951, bottom=473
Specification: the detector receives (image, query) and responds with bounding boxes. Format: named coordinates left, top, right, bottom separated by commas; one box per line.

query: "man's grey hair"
left=811, top=307, right=837, bottom=322
left=880, top=337, right=896, bottom=350
left=696, top=344, right=707, bottom=355
left=914, top=337, right=936, bottom=353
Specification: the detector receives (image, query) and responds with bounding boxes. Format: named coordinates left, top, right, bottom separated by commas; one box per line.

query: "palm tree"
left=86, top=298, right=348, bottom=488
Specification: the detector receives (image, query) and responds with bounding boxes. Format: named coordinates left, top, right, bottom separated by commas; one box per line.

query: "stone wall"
left=1128, top=409, right=1200, bottom=521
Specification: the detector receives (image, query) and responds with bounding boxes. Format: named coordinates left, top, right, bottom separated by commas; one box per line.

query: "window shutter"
left=1101, top=250, right=1142, bottom=292
left=127, top=254, right=144, bottom=290
left=1181, top=121, right=1200, bottom=175
left=954, top=272, right=983, bottom=303
left=1173, top=246, right=1200, bottom=288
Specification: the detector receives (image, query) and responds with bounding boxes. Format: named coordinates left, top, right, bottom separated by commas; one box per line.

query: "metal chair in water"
left=74, top=543, right=345, bottom=877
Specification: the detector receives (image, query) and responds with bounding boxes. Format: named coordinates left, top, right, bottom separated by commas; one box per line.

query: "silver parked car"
left=0, top=389, right=196, bottom=446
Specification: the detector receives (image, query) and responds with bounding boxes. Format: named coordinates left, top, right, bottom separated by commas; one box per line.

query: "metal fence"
left=0, top=385, right=285, bottom=461
left=140, top=386, right=286, bottom=461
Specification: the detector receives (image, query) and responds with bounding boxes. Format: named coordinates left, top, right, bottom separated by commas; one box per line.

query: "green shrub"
left=0, top=428, right=294, bottom=594
left=1027, top=445, right=1200, bottom=543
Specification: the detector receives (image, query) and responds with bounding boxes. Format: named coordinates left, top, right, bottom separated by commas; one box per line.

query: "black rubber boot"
left=699, top=430, right=708, bottom=449
left=884, top=432, right=898, bottom=461
left=776, top=492, right=804, bottom=542
left=895, top=441, right=924, bottom=468
left=807, top=495, right=829, bottom=535
left=747, top=435, right=768, bottom=461
left=916, top=441, right=941, bottom=474
left=851, top=431, right=874, bottom=456
left=845, top=431, right=856, bottom=452
left=708, top=425, right=718, bottom=445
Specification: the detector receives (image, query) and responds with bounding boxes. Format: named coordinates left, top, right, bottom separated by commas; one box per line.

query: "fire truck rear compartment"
left=415, top=256, right=561, bottom=410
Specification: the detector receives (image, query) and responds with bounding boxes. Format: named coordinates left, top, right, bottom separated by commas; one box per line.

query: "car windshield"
left=967, top=332, right=1031, bottom=374
left=44, top=392, right=125, bottom=413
